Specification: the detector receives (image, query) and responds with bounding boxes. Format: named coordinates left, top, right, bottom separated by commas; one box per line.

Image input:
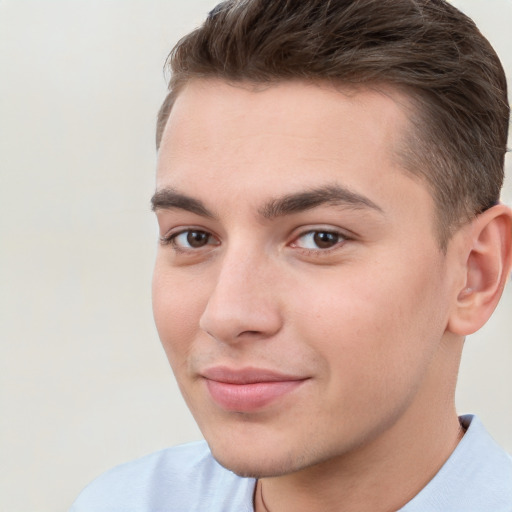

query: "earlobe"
left=447, top=203, right=512, bottom=336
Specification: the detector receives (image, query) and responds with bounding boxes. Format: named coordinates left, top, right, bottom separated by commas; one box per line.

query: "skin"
left=152, top=79, right=510, bottom=511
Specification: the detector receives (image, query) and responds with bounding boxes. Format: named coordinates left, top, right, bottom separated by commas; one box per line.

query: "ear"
left=447, top=203, right=512, bottom=336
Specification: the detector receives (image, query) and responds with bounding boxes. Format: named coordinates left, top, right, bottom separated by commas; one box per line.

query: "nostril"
left=239, top=330, right=262, bottom=337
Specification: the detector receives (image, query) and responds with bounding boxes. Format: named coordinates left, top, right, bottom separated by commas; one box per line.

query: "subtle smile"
left=201, top=367, right=309, bottom=412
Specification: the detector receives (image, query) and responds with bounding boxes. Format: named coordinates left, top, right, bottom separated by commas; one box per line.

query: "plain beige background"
left=0, top=1, right=511, bottom=511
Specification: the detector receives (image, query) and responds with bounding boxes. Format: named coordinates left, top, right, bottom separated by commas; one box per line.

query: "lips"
left=201, top=366, right=308, bottom=412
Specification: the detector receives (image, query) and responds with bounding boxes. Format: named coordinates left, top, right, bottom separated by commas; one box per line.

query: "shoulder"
left=70, top=441, right=255, bottom=512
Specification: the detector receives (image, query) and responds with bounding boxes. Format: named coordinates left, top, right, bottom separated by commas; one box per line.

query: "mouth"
left=200, top=366, right=309, bottom=412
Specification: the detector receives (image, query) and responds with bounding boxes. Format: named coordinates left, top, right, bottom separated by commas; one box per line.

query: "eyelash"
left=160, top=229, right=218, bottom=252
left=290, top=229, right=348, bottom=253
left=160, top=227, right=350, bottom=255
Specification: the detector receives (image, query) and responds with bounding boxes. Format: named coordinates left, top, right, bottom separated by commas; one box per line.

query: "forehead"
left=159, top=79, right=411, bottom=171
left=156, top=79, right=434, bottom=228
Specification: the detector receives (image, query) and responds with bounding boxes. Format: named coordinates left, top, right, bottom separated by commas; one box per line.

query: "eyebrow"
left=259, top=184, right=383, bottom=219
left=151, top=188, right=216, bottom=218
left=150, top=184, right=383, bottom=219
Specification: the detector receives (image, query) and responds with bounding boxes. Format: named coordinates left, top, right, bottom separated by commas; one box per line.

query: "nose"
left=199, top=249, right=283, bottom=344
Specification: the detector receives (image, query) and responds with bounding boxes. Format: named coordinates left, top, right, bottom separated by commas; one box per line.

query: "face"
left=152, top=79, right=457, bottom=477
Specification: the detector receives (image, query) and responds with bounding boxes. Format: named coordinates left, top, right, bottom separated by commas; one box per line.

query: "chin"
left=207, top=435, right=325, bottom=479
left=198, top=419, right=304, bottom=477
left=210, top=448, right=302, bottom=478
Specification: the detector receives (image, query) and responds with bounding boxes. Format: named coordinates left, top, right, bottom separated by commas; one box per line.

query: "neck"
left=255, top=337, right=465, bottom=512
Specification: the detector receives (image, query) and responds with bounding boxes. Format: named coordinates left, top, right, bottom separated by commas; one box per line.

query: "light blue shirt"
left=70, top=415, right=512, bottom=511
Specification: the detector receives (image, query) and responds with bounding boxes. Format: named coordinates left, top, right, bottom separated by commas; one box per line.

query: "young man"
left=71, top=0, right=512, bottom=510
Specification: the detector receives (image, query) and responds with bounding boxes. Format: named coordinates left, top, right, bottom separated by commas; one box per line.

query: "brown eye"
left=167, top=229, right=218, bottom=249
left=292, top=230, right=345, bottom=250
left=186, top=230, right=210, bottom=248
left=313, top=231, right=339, bottom=249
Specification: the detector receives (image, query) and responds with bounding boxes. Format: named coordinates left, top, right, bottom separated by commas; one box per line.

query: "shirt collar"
left=399, top=414, right=512, bottom=511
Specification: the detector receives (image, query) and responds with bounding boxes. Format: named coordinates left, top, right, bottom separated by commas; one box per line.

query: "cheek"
left=152, top=263, right=207, bottom=367
left=291, top=253, right=448, bottom=385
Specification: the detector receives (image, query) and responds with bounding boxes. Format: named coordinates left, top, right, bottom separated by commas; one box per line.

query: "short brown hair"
left=156, top=0, right=509, bottom=247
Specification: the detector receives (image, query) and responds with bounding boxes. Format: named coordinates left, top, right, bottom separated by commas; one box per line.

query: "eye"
left=291, top=230, right=346, bottom=250
left=162, top=229, right=219, bottom=250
